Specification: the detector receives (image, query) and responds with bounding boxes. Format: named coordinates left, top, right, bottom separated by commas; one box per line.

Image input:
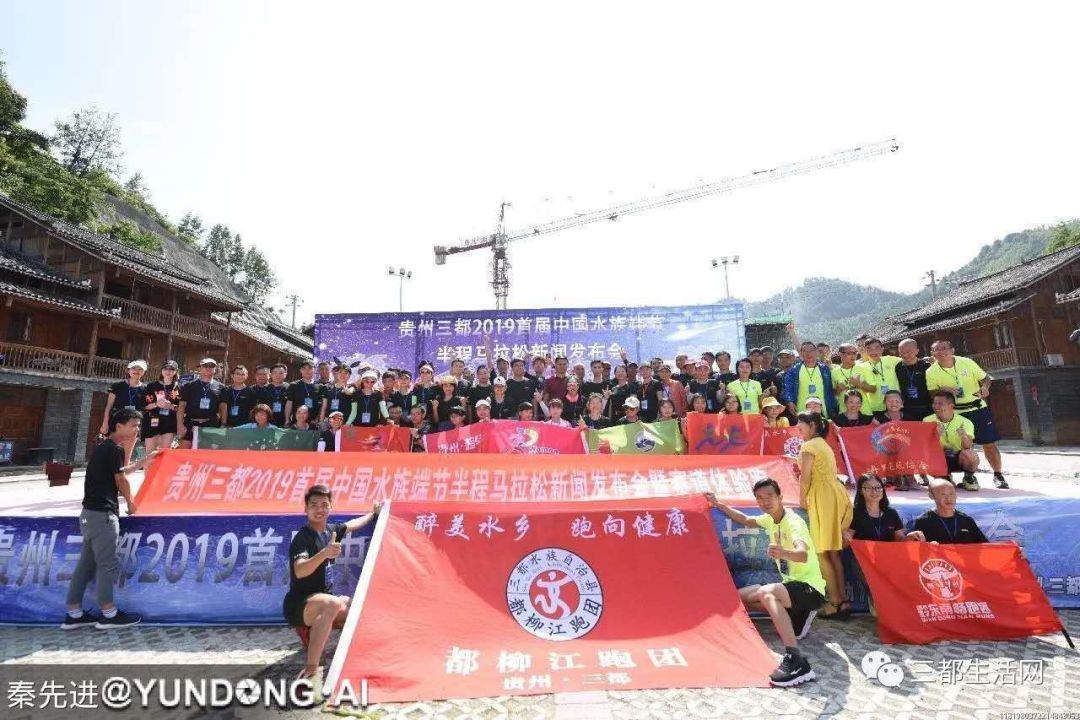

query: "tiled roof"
left=880, top=294, right=1035, bottom=342
left=0, top=247, right=93, bottom=289
left=1057, top=287, right=1080, bottom=304
left=213, top=308, right=313, bottom=360
left=0, top=280, right=117, bottom=318
left=0, top=193, right=246, bottom=310
left=863, top=316, right=912, bottom=344
left=899, top=244, right=1080, bottom=324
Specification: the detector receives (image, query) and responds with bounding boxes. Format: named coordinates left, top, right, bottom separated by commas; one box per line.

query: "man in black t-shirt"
left=62, top=408, right=156, bottom=630
left=895, top=338, right=933, bottom=421
left=687, top=360, right=722, bottom=413
left=255, top=363, right=291, bottom=427
left=582, top=360, right=608, bottom=399
left=286, top=361, right=326, bottom=425
left=218, top=364, right=257, bottom=428
left=506, top=359, right=540, bottom=409
left=636, top=365, right=662, bottom=422
left=912, top=478, right=988, bottom=544
left=284, top=484, right=381, bottom=678
left=177, top=358, right=226, bottom=448
left=323, top=364, right=356, bottom=423
left=714, top=351, right=737, bottom=385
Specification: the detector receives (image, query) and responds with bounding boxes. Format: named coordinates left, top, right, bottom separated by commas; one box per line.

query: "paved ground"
left=2, top=445, right=1078, bottom=718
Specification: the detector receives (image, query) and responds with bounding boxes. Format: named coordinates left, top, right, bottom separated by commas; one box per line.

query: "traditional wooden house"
left=0, top=193, right=311, bottom=464
left=869, top=244, right=1080, bottom=444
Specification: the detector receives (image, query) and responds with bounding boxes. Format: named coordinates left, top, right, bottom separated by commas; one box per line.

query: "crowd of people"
left=76, top=333, right=1010, bottom=685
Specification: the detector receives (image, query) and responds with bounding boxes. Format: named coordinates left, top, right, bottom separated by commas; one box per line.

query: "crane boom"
left=434, top=138, right=899, bottom=307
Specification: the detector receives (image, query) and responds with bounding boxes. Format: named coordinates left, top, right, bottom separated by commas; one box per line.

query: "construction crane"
left=434, top=138, right=900, bottom=309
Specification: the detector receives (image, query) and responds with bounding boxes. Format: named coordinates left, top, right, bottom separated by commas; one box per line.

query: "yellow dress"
left=801, top=435, right=852, bottom=552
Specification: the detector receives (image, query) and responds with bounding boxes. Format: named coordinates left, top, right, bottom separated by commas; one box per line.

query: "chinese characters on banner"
left=313, top=303, right=745, bottom=376
left=133, top=450, right=800, bottom=515
left=834, top=423, right=947, bottom=478
left=850, top=540, right=1062, bottom=645
left=324, top=498, right=778, bottom=702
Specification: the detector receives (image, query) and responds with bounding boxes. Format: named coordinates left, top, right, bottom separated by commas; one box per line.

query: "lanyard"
left=938, top=514, right=958, bottom=541
left=870, top=359, right=884, bottom=378
left=127, top=385, right=140, bottom=407
left=737, top=379, right=753, bottom=397
left=867, top=511, right=885, bottom=539
left=805, top=365, right=819, bottom=385
left=271, top=385, right=284, bottom=402
left=938, top=416, right=961, bottom=445
left=943, top=365, right=962, bottom=389
left=838, top=366, right=855, bottom=383
left=199, top=381, right=210, bottom=398
left=231, top=388, right=243, bottom=407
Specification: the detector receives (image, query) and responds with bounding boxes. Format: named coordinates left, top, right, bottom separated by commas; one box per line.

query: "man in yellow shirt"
left=852, top=337, right=901, bottom=417
left=830, top=343, right=869, bottom=412
left=923, top=390, right=979, bottom=490
left=925, top=340, right=1006, bottom=489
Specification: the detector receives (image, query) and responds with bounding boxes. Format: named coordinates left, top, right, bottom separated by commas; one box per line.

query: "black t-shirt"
left=287, top=381, right=324, bottom=422
left=468, top=384, right=494, bottom=406
left=715, top=371, right=737, bottom=385
left=506, top=377, right=539, bottom=408
left=636, top=380, right=662, bottom=422
left=320, top=429, right=337, bottom=452
left=561, top=394, right=587, bottom=425
left=409, top=385, right=437, bottom=419
left=109, top=381, right=146, bottom=412
left=581, top=380, right=608, bottom=400
left=351, top=392, right=383, bottom=427
left=608, top=382, right=639, bottom=420
left=675, top=372, right=693, bottom=386
left=219, top=385, right=257, bottom=427
left=487, top=395, right=516, bottom=420
left=850, top=506, right=904, bottom=541
left=255, top=383, right=290, bottom=426
left=432, top=394, right=466, bottom=425
left=387, top=390, right=410, bottom=410
left=833, top=413, right=875, bottom=428
left=687, top=379, right=721, bottom=412
left=144, top=380, right=180, bottom=415
left=180, top=379, right=226, bottom=424
left=913, top=510, right=988, bottom=544
left=323, top=384, right=355, bottom=421
left=287, top=522, right=346, bottom=601
left=83, top=438, right=124, bottom=513
left=582, top=414, right=611, bottom=430
left=754, top=369, right=780, bottom=396
left=896, top=359, right=933, bottom=414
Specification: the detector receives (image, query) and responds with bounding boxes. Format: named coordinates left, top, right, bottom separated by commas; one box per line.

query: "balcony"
left=0, top=341, right=128, bottom=380
left=101, top=294, right=228, bottom=345
left=968, top=347, right=1044, bottom=371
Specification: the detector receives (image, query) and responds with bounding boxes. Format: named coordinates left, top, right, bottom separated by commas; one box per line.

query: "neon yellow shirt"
left=756, top=510, right=826, bottom=595
left=923, top=413, right=975, bottom=453
left=831, top=363, right=869, bottom=414
left=925, top=356, right=987, bottom=410
left=797, top=364, right=828, bottom=417
left=729, top=379, right=762, bottom=414
left=857, top=355, right=901, bottom=413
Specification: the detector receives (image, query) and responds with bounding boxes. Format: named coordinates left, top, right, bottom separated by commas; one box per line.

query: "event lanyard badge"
left=330, top=399, right=340, bottom=411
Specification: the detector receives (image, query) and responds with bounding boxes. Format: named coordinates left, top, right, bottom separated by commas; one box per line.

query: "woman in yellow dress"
left=797, top=411, right=853, bottom=618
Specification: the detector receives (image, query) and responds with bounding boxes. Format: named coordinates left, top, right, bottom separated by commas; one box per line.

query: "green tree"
left=198, top=225, right=277, bottom=302
left=123, top=172, right=149, bottom=200
left=100, top=219, right=161, bottom=253
left=1046, top=221, right=1080, bottom=253
left=177, top=212, right=204, bottom=246
left=52, top=106, right=124, bottom=178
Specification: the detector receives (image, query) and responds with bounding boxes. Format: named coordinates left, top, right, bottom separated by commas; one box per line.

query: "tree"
left=0, top=56, right=47, bottom=150
left=52, top=106, right=124, bottom=178
left=123, top=172, right=149, bottom=200
left=197, top=225, right=277, bottom=303
left=1046, top=221, right=1080, bottom=253
left=177, top=212, right=204, bottom=246
left=100, top=219, right=161, bottom=253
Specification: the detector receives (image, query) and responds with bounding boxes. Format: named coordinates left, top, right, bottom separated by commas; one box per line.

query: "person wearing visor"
left=102, top=359, right=148, bottom=463
left=351, top=370, right=385, bottom=427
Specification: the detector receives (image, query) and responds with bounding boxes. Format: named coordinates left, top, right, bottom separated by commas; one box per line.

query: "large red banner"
left=480, top=421, right=587, bottom=455
left=851, top=540, right=1062, bottom=645
left=685, top=413, right=764, bottom=455
left=337, top=426, right=411, bottom=453
left=134, top=450, right=800, bottom=515
left=835, top=422, right=946, bottom=478
left=325, top=498, right=777, bottom=702
left=422, top=424, right=486, bottom=453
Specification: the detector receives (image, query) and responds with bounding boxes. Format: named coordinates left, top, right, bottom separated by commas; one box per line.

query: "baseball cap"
left=450, top=406, right=467, bottom=416
left=161, top=359, right=179, bottom=370
left=127, top=359, right=148, bottom=371
left=475, top=398, right=491, bottom=408
left=805, top=396, right=824, bottom=407
left=360, top=370, right=379, bottom=381
left=777, top=349, right=796, bottom=357
left=623, top=396, right=641, bottom=408
left=517, top=401, right=533, bottom=410
left=199, top=357, right=218, bottom=367
left=328, top=410, right=345, bottom=419
left=493, top=376, right=507, bottom=386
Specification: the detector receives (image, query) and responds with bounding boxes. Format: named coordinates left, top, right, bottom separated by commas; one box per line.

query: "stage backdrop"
left=314, top=303, right=745, bottom=375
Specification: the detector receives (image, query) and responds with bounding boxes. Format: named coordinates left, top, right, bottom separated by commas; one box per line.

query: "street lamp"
left=388, top=266, right=412, bottom=312
left=711, top=256, right=740, bottom=299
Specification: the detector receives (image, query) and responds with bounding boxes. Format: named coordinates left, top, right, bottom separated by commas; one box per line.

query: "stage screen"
left=314, top=302, right=745, bottom=374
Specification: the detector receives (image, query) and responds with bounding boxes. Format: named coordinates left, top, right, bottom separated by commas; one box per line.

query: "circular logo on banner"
left=506, top=548, right=603, bottom=642
left=870, top=427, right=911, bottom=456
left=918, top=558, right=964, bottom=601
left=634, top=429, right=657, bottom=452
left=783, top=436, right=803, bottom=458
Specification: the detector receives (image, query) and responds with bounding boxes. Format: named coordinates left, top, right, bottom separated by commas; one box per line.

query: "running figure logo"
left=506, top=548, right=603, bottom=641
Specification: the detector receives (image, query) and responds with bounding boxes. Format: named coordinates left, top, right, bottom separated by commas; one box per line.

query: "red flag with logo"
left=762, top=426, right=847, bottom=470
left=684, top=413, right=764, bottom=455
left=480, top=420, right=587, bottom=455
left=337, top=425, right=411, bottom=453
left=325, top=497, right=778, bottom=703
left=835, top=422, right=946, bottom=478
left=422, top=424, right=486, bottom=453
left=851, top=540, right=1062, bottom=644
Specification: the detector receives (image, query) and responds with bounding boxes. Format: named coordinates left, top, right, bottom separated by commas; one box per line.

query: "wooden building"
left=0, top=193, right=311, bottom=464
left=868, top=244, right=1080, bottom=444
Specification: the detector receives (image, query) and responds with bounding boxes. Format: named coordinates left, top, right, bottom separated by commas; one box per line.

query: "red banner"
left=684, top=413, right=764, bottom=455
left=851, top=540, right=1062, bottom=645
left=835, top=422, right=946, bottom=478
left=337, top=426, right=411, bottom=453
left=762, top=427, right=802, bottom=458
left=423, top=424, right=486, bottom=454
left=134, top=450, right=800, bottom=515
left=325, top=498, right=777, bottom=703
left=480, top=421, right=587, bottom=455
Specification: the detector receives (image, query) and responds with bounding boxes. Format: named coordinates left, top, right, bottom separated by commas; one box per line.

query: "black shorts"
left=945, top=452, right=963, bottom=474
left=183, top=420, right=216, bottom=443
left=143, top=412, right=178, bottom=438
left=282, top=593, right=308, bottom=627
left=960, top=406, right=1000, bottom=445
left=784, top=580, right=825, bottom=626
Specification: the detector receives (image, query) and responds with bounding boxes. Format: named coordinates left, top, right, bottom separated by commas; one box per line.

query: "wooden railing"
left=969, top=347, right=1044, bottom=370
left=90, top=356, right=128, bottom=380
left=0, top=341, right=128, bottom=380
left=101, top=294, right=227, bottom=345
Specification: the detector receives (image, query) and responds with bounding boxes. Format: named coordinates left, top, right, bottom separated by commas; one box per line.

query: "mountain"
left=745, top=221, right=1078, bottom=345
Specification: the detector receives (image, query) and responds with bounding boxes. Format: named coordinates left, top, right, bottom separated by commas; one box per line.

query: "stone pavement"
left=2, top=610, right=1077, bottom=719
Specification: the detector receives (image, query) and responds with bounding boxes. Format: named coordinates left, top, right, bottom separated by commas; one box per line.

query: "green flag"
left=194, top=426, right=319, bottom=451
left=585, top=419, right=685, bottom=455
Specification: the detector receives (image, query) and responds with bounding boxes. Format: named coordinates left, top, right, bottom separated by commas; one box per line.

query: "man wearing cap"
left=617, top=396, right=642, bottom=425
left=219, top=364, right=256, bottom=429
left=177, top=359, right=226, bottom=448
left=488, top=376, right=515, bottom=419
left=142, top=360, right=181, bottom=454
left=686, top=360, right=723, bottom=413
left=473, top=398, right=493, bottom=422
left=286, top=361, right=327, bottom=427
left=323, top=364, right=356, bottom=427
left=102, top=360, right=148, bottom=464
left=783, top=343, right=837, bottom=419
left=255, top=363, right=291, bottom=427
left=320, top=411, right=346, bottom=452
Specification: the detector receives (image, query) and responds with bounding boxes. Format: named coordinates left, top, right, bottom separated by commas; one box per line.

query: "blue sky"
left=3, top=1, right=1079, bottom=324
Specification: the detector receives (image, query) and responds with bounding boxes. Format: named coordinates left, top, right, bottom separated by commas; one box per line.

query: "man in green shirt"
left=925, top=340, right=1007, bottom=489
left=706, top=480, right=825, bottom=688
left=853, top=337, right=901, bottom=416
left=924, top=390, right=980, bottom=490
left=830, top=343, right=869, bottom=412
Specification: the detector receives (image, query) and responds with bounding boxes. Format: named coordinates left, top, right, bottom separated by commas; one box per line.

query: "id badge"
left=150, top=417, right=159, bottom=428
left=158, top=407, right=170, bottom=416
left=330, top=399, right=340, bottom=411
left=640, top=399, right=648, bottom=410
left=880, top=384, right=890, bottom=394
left=199, top=397, right=210, bottom=410
left=272, top=402, right=282, bottom=413
left=303, top=398, right=313, bottom=408
left=808, top=384, right=817, bottom=394
left=124, top=405, right=136, bottom=411
left=361, top=412, right=371, bottom=424
left=906, top=386, right=919, bottom=399
left=743, top=400, right=752, bottom=411
left=230, top=406, right=239, bottom=417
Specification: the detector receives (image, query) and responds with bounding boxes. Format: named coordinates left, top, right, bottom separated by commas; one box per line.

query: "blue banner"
left=314, top=302, right=745, bottom=376
left=1, top=494, right=1075, bottom=624
left=0, top=514, right=374, bottom=624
